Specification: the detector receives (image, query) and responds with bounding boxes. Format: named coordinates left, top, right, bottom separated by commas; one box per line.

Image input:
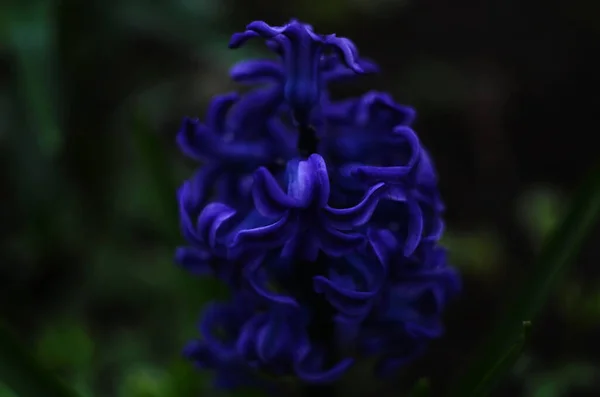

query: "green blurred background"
left=1, top=0, right=599, bottom=396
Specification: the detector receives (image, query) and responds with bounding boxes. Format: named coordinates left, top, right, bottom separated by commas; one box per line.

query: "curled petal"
left=253, top=167, right=300, bottom=217
left=177, top=180, right=208, bottom=245
left=229, top=212, right=295, bottom=257
left=230, top=59, right=284, bottom=84
left=423, top=212, right=445, bottom=242
left=324, top=182, right=386, bottom=229
left=256, top=317, right=294, bottom=363
left=367, top=227, right=398, bottom=268
left=414, top=149, right=438, bottom=187
left=228, top=30, right=261, bottom=48
left=199, top=303, right=240, bottom=361
left=294, top=349, right=354, bottom=383
left=205, top=93, right=239, bottom=134
left=184, top=164, right=222, bottom=210
left=235, top=314, right=266, bottom=367
left=357, top=91, right=416, bottom=127
left=226, top=86, right=284, bottom=139
left=198, top=203, right=237, bottom=249
left=245, top=259, right=299, bottom=307
left=321, top=55, right=379, bottom=83
left=313, top=255, right=385, bottom=318
left=352, top=165, right=413, bottom=184
left=176, top=117, right=217, bottom=161
left=323, top=35, right=364, bottom=74
left=404, top=199, right=424, bottom=256
left=317, top=225, right=365, bottom=257
left=244, top=20, right=289, bottom=38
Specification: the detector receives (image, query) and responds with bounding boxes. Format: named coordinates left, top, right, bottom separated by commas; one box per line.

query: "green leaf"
left=7, top=0, right=63, bottom=158
left=448, top=162, right=600, bottom=397
left=465, top=321, right=532, bottom=397
left=0, top=321, right=79, bottom=397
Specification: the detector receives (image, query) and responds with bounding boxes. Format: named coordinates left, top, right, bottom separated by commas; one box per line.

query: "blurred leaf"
left=101, top=331, right=149, bottom=371
left=558, top=281, right=600, bottom=325
left=130, top=107, right=180, bottom=245
left=442, top=230, right=504, bottom=276
left=0, top=384, right=18, bottom=397
left=163, top=359, right=208, bottom=397
left=36, top=322, right=94, bottom=372
left=408, top=378, right=431, bottom=397
left=464, top=321, right=531, bottom=397
left=112, top=0, right=222, bottom=46
left=0, top=321, right=79, bottom=397
left=118, top=366, right=167, bottom=397
left=518, top=187, right=564, bottom=246
left=526, top=363, right=597, bottom=397
left=448, top=162, right=600, bottom=397
left=87, top=243, right=176, bottom=302
left=7, top=0, right=63, bottom=158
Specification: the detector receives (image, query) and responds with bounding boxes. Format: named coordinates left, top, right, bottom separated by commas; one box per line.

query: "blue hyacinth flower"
left=175, top=19, right=461, bottom=391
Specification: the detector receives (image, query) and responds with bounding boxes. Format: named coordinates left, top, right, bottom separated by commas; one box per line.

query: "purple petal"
left=322, top=55, right=379, bottom=83
left=324, top=36, right=364, bottom=74
left=287, top=154, right=330, bottom=208
left=256, top=318, right=290, bottom=363
left=229, top=212, right=296, bottom=256
left=199, top=303, right=239, bottom=361
left=176, top=117, right=218, bottom=161
left=235, top=314, right=266, bottom=360
left=178, top=182, right=202, bottom=245
left=404, top=200, right=423, bottom=256
left=367, top=227, right=398, bottom=268
left=228, top=30, right=260, bottom=48
left=197, top=203, right=237, bottom=249
left=294, top=350, right=354, bottom=383
left=253, top=167, right=299, bottom=217
left=324, top=182, right=386, bottom=229
left=246, top=21, right=288, bottom=37
left=230, top=59, right=284, bottom=84
left=206, top=93, right=239, bottom=134
left=317, top=224, right=365, bottom=257
left=245, top=259, right=299, bottom=307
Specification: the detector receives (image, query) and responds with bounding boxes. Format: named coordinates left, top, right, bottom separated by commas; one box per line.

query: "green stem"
left=448, top=161, right=600, bottom=397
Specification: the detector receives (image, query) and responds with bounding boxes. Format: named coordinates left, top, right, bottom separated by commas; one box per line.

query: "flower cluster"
left=176, top=20, right=460, bottom=389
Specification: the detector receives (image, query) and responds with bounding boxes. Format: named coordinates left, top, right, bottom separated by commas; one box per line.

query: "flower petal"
left=197, top=202, right=237, bottom=249
left=253, top=166, right=299, bottom=217
left=324, top=182, right=386, bottom=229
left=229, top=59, right=284, bottom=84
left=294, top=348, right=354, bottom=383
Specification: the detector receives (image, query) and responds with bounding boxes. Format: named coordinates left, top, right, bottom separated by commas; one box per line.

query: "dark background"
left=1, top=0, right=599, bottom=396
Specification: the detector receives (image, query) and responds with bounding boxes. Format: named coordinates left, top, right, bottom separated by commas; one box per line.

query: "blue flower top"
left=176, top=19, right=460, bottom=390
